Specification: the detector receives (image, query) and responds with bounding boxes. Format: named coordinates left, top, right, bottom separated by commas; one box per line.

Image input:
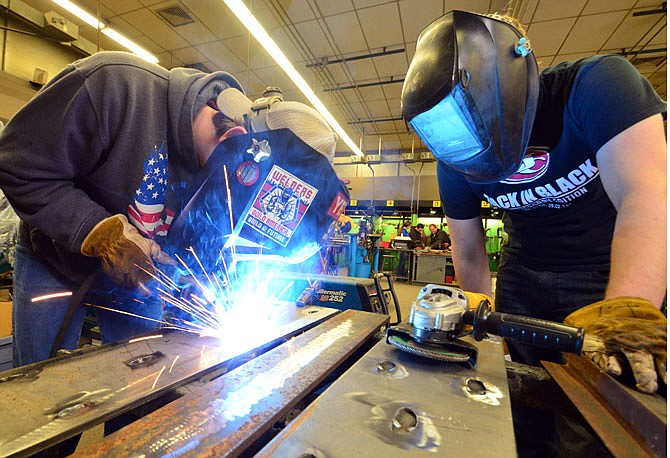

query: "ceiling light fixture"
left=52, top=0, right=159, bottom=64
left=222, top=0, right=365, bottom=157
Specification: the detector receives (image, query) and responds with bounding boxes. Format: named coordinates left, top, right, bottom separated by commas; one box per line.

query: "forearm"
left=596, top=114, right=667, bottom=309
left=452, top=244, right=491, bottom=295
left=446, top=216, right=491, bottom=294
left=606, top=193, right=666, bottom=308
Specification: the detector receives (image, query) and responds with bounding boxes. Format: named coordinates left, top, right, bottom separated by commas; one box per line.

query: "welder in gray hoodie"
left=0, top=51, right=254, bottom=366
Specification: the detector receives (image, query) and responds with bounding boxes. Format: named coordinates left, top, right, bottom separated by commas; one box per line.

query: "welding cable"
left=49, top=270, right=102, bottom=358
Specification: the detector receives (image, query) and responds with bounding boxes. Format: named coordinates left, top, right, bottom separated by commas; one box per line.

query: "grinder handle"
left=462, top=301, right=584, bottom=354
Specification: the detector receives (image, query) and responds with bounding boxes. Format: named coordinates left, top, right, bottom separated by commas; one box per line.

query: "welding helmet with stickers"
left=401, top=10, right=539, bottom=184
left=167, top=128, right=349, bottom=269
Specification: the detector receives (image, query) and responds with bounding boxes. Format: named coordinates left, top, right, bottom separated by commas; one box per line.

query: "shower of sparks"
left=151, top=365, right=167, bottom=390
left=83, top=241, right=320, bottom=351
left=129, top=334, right=164, bottom=344
left=154, top=245, right=310, bottom=341
left=33, top=167, right=326, bottom=357
left=31, top=291, right=73, bottom=302
left=169, top=355, right=180, bottom=373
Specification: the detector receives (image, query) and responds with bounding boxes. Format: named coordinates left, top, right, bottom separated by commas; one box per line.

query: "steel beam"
left=72, top=309, right=388, bottom=457
left=543, top=353, right=667, bottom=458
left=0, top=305, right=338, bottom=457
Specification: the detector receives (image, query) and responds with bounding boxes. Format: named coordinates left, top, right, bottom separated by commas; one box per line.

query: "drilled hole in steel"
left=124, top=351, right=165, bottom=370
left=376, top=360, right=397, bottom=373
left=0, top=369, right=41, bottom=384
left=56, top=403, right=88, bottom=419
left=391, top=406, right=417, bottom=433
left=466, top=378, right=487, bottom=395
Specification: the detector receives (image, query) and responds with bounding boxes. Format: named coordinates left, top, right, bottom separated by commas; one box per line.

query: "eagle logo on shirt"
left=501, top=149, right=550, bottom=184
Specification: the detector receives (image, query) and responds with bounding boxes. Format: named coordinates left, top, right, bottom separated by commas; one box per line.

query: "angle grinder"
left=386, top=284, right=585, bottom=367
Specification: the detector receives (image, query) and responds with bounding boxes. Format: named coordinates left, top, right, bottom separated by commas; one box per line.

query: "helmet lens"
left=409, top=85, right=491, bottom=165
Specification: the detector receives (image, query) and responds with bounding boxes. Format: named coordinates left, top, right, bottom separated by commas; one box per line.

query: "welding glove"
left=564, top=297, right=667, bottom=394
left=81, top=214, right=176, bottom=292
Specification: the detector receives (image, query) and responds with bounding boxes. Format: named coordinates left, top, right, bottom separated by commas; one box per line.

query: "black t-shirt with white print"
left=439, top=55, right=666, bottom=271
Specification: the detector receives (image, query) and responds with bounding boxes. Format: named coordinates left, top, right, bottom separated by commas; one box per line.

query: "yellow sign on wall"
left=481, top=201, right=491, bottom=208
left=386, top=200, right=395, bottom=207
left=432, top=200, right=441, bottom=207
left=349, top=199, right=358, bottom=206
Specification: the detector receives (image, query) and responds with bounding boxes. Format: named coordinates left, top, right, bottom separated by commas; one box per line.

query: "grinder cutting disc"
left=385, top=285, right=479, bottom=367
left=386, top=326, right=478, bottom=368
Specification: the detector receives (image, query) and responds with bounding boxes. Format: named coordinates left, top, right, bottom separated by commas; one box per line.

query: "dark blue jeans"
left=395, top=251, right=408, bottom=277
left=495, top=254, right=608, bottom=366
left=12, top=241, right=162, bottom=367
left=495, top=254, right=611, bottom=458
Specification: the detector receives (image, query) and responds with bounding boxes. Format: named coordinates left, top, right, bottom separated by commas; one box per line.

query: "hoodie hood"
left=167, top=67, right=244, bottom=178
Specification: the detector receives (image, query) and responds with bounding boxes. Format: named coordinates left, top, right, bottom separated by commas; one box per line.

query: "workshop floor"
left=390, top=281, right=423, bottom=322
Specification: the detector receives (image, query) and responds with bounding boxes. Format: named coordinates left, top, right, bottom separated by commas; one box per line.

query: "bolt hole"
left=466, top=378, right=487, bottom=395
left=376, top=360, right=397, bottom=373
left=391, top=406, right=417, bottom=432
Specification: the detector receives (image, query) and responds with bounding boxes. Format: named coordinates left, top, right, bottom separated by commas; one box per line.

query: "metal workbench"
left=0, top=304, right=340, bottom=457
left=258, top=334, right=515, bottom=457
left=413, top=251, right=456, bottom=285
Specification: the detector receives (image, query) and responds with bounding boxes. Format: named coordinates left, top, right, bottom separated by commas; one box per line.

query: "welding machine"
left=272, top=272, right=401, bottom=325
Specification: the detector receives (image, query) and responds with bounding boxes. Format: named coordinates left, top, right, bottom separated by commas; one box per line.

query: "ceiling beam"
left=306, top=47, right=405, bottom=68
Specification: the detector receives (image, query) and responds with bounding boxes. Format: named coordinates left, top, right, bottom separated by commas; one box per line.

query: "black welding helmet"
left=401, top=11, right=539, bottom=184
left=166, top=128, right=349, bottom=269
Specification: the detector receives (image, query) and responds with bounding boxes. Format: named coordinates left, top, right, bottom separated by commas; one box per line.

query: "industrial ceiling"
left=16, top=0, right=669, bottom=157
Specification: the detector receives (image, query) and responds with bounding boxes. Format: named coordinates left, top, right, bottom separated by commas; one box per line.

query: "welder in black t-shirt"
left=401, top=11, right=666, bottom=393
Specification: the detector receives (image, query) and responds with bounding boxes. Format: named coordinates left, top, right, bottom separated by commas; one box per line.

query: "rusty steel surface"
left=543, top=353, right=667, bottom=458
left=257, top=334, right=516, bottom=457
left=73, top=309, right=388, bottom=458
left=0, top=304, right=338, bottom=458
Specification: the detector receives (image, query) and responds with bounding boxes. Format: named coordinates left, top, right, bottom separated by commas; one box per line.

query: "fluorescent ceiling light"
left=222, top=0, right=365, bottom=157
left=102, top=29, right=158, bottom=64
left=52, top=0, right=159, bottom=64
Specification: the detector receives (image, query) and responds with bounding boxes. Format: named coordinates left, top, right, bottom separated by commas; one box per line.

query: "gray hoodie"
left=0, top=51, right=243, bottom=255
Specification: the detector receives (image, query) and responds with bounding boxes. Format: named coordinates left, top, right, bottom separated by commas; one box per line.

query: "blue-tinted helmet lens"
left=409, top=86, right=491, bottom=165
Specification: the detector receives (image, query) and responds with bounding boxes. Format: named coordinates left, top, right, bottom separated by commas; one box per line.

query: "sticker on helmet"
left=246, top=138, right=271, bottom=163
left=236, top=161, right=260, bottom=186
left=243, top=165, right=318, bottom=247
left=328, top=192, right=349, bottom=219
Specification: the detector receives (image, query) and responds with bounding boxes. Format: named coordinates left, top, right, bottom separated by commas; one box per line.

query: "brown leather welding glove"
left=564, top=297, right=667, bottom=394
left=81, top=215, right=176, bottom=291
left=463, top=291, right=494, bottom=312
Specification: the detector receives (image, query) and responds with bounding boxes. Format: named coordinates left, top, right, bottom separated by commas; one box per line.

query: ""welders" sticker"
left=244, top=165, right=318, bottom=246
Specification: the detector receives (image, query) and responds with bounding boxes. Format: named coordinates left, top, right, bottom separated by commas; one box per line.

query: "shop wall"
left=0, top=14, right=81, bottom=121
left=334, top=161, right=439, bottom=202
left=0, top=70, right=36, bottom=122
left=344, top=175, right=439, bottom=202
